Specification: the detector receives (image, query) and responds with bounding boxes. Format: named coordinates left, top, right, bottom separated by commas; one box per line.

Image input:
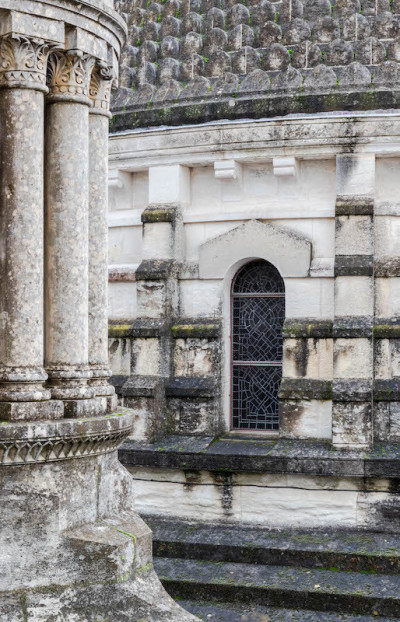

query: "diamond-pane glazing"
left=231, top=260, right=285, bottom=431
left=232, top=366, right=282, bottom=430
left=232, top=297, right=285, bottom=362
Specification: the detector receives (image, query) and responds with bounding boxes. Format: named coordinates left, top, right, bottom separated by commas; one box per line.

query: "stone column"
left=332, top=154, right=375, bottom=448
left=88, top=65, right=117, bottom=411
left=0, top=19, right=64, bottom=421
left=45, top=50, right=106, bottom=417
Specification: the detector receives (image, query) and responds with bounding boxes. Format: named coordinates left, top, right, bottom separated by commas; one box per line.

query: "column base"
left=63, top=396, right=107, bottom=418
left=0, top=411, right=194, bottom=621
left=0, top=399, right=64, bottom=422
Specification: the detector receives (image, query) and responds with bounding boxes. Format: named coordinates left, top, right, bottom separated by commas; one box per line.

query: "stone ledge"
left=166, top=377, right=216, bottom=398
left=335, top=196, right=374, bottom=216
left=333, top=317, right=373, bottom=338
left=335, top=255, right=373, bottom=277
left=374, top=321, right=400, bottom=339
left=283, top=319, right=333, bottom=339
left=333, top=380, right=372, bottom=402
left=118, top=435, right=400, bottom=479
left=141, top=205, right=180, bottom=224
left=130, top=319, right=170, bottom=338
left=279, top=379, right=332, bottom=401
left=171, top=320, right=221, bottom=340
left=135, top=260, right=178, bottom=282
left=108, top=322, right=133, bottom=338
left=374, top=380, right=400, bottom=402
left=375, top=257, right=400, bottom=278
left=118, top=376, right=164, bottom=398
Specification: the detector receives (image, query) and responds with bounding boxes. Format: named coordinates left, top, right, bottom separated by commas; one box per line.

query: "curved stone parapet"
left=0, top=410, right=134, bottom=465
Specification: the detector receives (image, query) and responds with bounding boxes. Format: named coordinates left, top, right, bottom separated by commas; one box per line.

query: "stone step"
left=147, top=517, right=400, bottom=574
left=154, top=557, right=400, bottom=618
left=179, top=599, right=398, bottom=621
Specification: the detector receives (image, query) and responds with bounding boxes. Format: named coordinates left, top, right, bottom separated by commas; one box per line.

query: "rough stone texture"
left=0, top=81, right=54, bottom=417
left=112, top=0, right=400, bottom=128
left=45, top=96, right=96, bottom=407
left=0, top=413, right=194, bottom=620
left=89, top=73, right=117, bottom=408
left=0, top=3, right=194, bottom=620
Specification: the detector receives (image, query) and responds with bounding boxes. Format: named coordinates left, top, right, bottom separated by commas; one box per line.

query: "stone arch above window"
left=199, top=219, right=312, bottom=279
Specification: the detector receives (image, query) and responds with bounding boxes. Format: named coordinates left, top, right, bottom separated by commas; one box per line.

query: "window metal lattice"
left=231, top=260, right=285, bottom=431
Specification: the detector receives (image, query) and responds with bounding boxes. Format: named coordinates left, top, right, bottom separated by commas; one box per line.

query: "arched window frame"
left=230, top=259, right=285, bottom=432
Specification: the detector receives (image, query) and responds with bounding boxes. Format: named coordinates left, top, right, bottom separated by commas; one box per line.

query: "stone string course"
left=113, top=0, right=400, bottom=122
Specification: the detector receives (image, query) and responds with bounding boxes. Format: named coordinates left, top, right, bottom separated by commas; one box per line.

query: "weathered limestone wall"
left=108, top=113, right=400, bottom=447
left=126, top=466, right=399, bottom=532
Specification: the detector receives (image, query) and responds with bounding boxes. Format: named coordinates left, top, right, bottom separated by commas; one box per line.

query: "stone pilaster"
left=0, top=19, right=64, bottom=421
left=44, top=49, right=105, bottom=417
left=88, top=65, right=117, bottom=411
left=123, top=165, right=187, bottom=440
left=332, top=154, right=375, bottom=448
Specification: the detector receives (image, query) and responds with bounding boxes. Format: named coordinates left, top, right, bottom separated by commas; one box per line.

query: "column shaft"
left=0, top=54, right=62, bottom=421
left=45, top=52, right=106, bottom=417
left=89, top=86, right=116, bottom=410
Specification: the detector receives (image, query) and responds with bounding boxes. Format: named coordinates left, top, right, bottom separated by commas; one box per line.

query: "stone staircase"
left=146, top=516, right=400, bottom=621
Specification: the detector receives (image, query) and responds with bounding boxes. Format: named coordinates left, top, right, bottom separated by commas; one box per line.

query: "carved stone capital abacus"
left=47, top=50, right=96, bottom=105
left=89, top=63, right=114, bottom=117
left=0, top=34, right=59, bottom=92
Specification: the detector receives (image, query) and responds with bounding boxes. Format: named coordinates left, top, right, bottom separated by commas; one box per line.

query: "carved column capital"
left=89, top=64, right=114, bottom=117
left=47, top=50, right=96, bottom=105
left=0, top=34, right=58, bottom=92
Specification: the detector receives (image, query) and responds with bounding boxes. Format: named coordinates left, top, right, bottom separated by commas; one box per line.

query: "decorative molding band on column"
left=47, top=50, right=95, bottom=105
left=0, top=411, right=134, bottom=466
left=334, top=255, right=374, bottom=277
left=0, top=34, right=61, bottom=92
left=335, top=196, right=374, bottom=216
left=89, top=63, right=113, bottom=117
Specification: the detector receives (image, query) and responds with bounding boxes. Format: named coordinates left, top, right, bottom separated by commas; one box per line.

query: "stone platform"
left=119, top=434, right=400, bottom=531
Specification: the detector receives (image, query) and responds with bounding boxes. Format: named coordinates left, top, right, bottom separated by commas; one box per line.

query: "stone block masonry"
left=112, top=0, right=400, bottom=129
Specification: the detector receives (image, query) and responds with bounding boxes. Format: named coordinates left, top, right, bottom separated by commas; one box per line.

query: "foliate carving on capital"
left=47, top=51, right=96, bottom=103
left=89, top=64, right=114, bottom=115
left=0, top=35, right=58, bottom=91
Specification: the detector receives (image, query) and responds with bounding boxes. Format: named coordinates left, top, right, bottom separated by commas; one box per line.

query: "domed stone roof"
left=111, top=0, right=400, bottom=130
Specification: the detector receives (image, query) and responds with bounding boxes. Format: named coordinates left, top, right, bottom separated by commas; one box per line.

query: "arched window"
left=231, top=259, right=285, bottom=431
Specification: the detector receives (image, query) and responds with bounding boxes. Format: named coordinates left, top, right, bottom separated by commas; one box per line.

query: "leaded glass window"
left=231, top=260, right=285, bottom=431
